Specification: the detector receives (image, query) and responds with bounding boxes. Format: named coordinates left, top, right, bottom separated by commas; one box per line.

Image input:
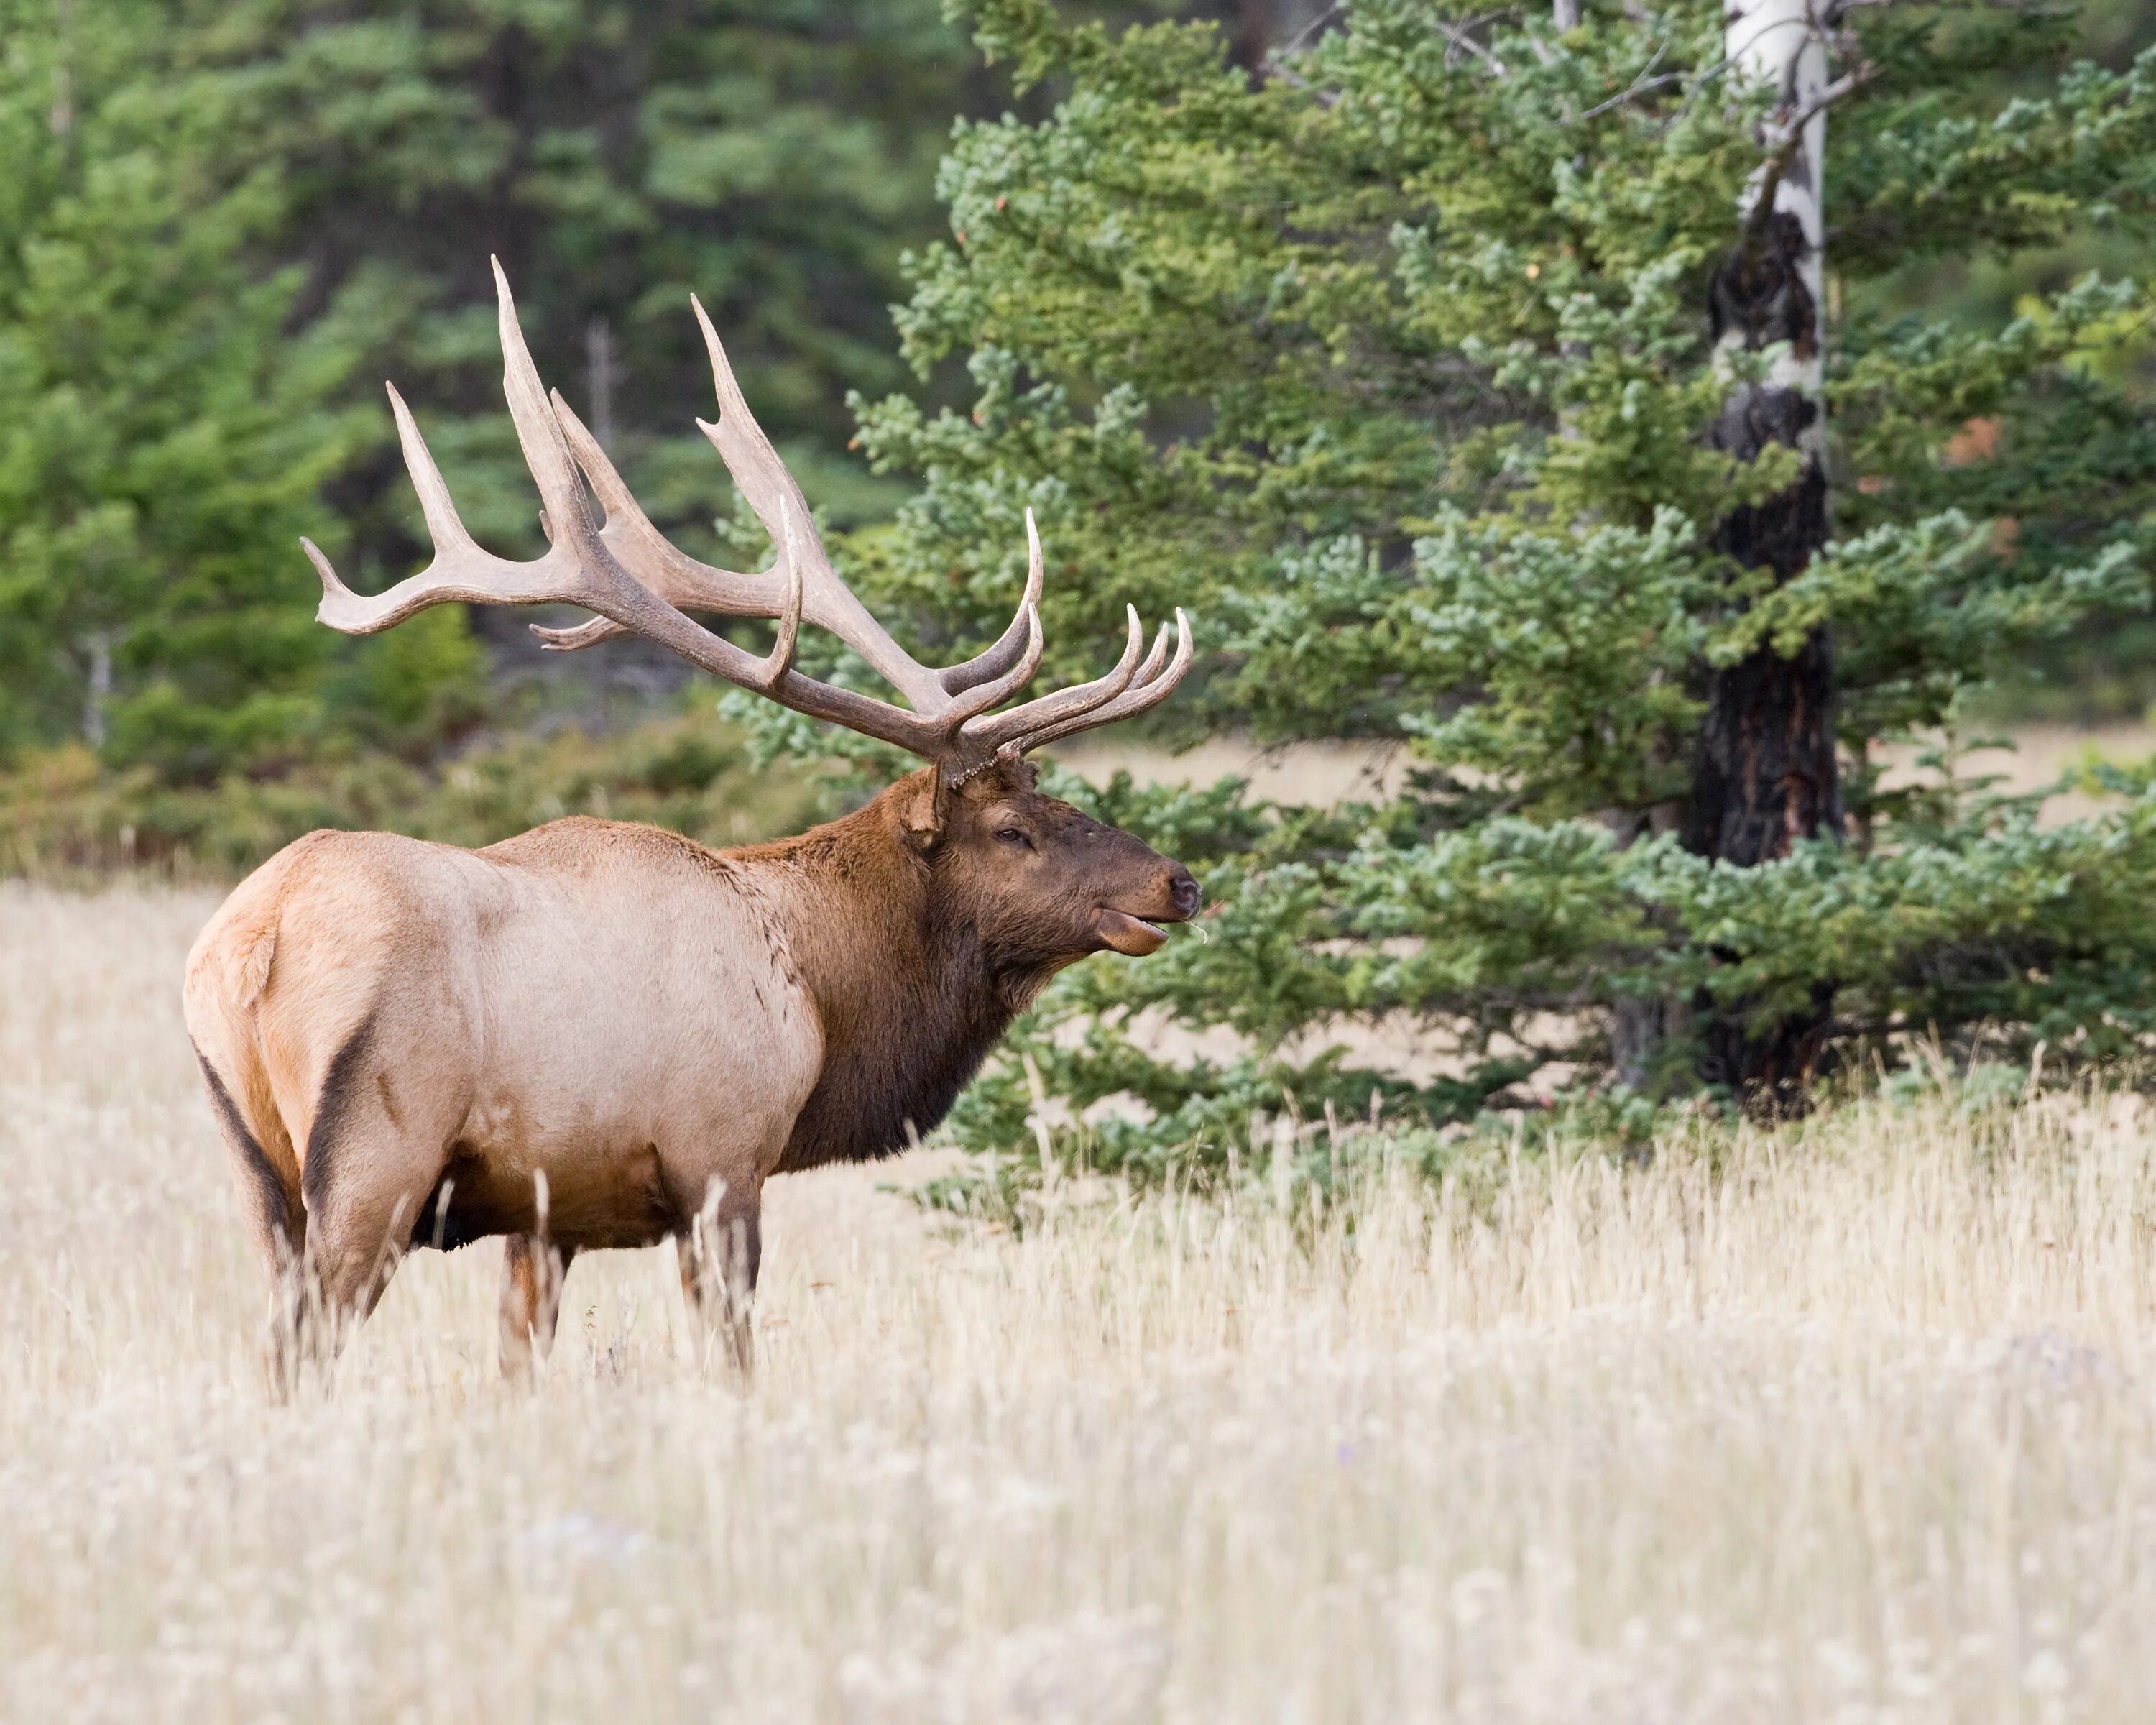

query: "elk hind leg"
left=500, top=1236, right=576, bottom=1380
left=678, top=1184, right=762, bottom=1376
left=195, top=1046, right=308, bottom=1393
left=298, top=1016, right=451, bottom=1351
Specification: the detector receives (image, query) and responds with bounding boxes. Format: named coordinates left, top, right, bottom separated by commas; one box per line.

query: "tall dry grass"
left=6, top=883, right=2156, bottom=1721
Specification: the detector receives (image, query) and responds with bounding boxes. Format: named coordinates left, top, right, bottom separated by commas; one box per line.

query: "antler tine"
left=308, top=375, right=545, bottom=634
left=998, top=616, right=1168, bottom=754
left=958, top=602, right=1149, bottom=756
left=689, top=295, right=798, bottom=556
left=541, top=375, right=1045, bottom=725
left=690, top=295, right=951, bottom=712
left=944, top=603, right=1045, bottom=725
left=491, top=259, right=627, bottom=566
left=940, top=510, right=1048, bottom=696
left=529, top=616, right=615, bottom=651
left=386, top=386, right=478, bottom=561
left=1008, top=611, right=1196, bottom=755
left=691, top=295, right=1043, bottom=713
left=1101, top=617, right=1175, bottom=712
left=760, top=502, right=806, bottom=689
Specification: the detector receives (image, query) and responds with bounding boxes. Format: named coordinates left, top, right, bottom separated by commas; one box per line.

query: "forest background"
left=4, top=0, right=2156, bottom=1165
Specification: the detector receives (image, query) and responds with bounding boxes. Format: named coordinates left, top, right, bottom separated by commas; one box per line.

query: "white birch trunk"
left=1725, top=0, right=1828, bottom=418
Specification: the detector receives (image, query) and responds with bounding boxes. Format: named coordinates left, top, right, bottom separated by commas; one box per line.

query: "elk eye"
left=995, top=827, right=1032, bottom=849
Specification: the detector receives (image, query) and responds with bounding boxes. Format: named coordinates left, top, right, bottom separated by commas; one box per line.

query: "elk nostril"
left=1169, top=869, right=1202, bottom=919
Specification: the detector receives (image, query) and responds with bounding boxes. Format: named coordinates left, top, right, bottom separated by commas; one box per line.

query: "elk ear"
left=895, top=770, right=946, bottom=852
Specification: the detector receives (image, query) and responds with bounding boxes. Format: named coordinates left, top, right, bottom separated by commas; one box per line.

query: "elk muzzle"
left=1093, top=863, right=1202, bottom=957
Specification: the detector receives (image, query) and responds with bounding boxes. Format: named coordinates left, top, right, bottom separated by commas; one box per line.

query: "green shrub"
left=0, top=707, right=821, bottom=883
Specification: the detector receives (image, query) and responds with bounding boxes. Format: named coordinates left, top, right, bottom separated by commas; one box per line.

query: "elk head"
left=890, top=755, right=1202, bottom=975
left=303, top=258, right=1193, bottom=799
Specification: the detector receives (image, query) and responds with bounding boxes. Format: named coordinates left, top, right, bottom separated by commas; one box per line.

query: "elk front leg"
left=499, top=1235, right=576, bottom=1379
left=678, top=1183, right=762, bottom=1376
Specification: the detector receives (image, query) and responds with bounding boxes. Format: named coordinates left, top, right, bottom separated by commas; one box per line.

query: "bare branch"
left=1572, top=40, right=1676, bottom=123
left=1747, top=61, right=1875, bottom=231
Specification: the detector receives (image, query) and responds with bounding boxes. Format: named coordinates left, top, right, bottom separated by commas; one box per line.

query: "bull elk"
left=185, top=261, right=1197, bottom=1384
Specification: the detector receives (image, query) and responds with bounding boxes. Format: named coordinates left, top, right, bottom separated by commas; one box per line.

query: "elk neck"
left=742, top=790, right=1057, bottom=1172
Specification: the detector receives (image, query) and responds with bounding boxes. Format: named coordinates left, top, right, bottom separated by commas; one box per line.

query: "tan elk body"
left=185, top=262, right=1197, bottom=1381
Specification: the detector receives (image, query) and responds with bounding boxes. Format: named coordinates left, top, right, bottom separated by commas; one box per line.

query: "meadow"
left=9, top=883, right=2156, bottom=1721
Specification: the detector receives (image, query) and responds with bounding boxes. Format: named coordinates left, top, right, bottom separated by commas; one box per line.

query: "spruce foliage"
left=820, top=0, right=2156, bottom=1158
left=0, top=0, right=370, bottom=778
left=0, top=0, right=985, bottom=778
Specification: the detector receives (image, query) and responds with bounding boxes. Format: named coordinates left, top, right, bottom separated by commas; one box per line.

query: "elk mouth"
left=1093, top=906, right=1174, bottom=957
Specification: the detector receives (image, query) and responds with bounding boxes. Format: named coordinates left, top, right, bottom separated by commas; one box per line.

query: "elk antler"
left=305, top=259, right=1192, bottom=781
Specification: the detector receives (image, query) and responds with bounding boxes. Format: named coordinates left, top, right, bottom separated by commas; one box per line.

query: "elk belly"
left=409, top=1141, right=677, bottom=1254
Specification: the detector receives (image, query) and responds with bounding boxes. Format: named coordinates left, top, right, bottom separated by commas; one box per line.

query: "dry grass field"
left=11, top=885, right=2156, bottom=1721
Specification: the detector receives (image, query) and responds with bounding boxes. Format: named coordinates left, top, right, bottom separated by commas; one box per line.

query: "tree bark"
left=1229, top=0, right=1273, bottom=71
left=1688, top=0, right=1842, bottom=1112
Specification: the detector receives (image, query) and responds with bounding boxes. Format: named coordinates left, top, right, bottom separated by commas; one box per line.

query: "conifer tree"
left=0, top=0, right=366, bottom=780
left=208, top=0, right=987, bottom=576
left=822, top=0, right=2156, bottom=1158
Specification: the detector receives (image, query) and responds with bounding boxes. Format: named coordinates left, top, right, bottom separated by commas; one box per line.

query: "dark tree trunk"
left=1687, top=210, right=1842, bottom=1113
left=1229, top=0, right=1272, bottom=71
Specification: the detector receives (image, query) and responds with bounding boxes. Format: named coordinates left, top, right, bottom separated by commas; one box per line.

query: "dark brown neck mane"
left=748, top=797, right=1057, bottom=1174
